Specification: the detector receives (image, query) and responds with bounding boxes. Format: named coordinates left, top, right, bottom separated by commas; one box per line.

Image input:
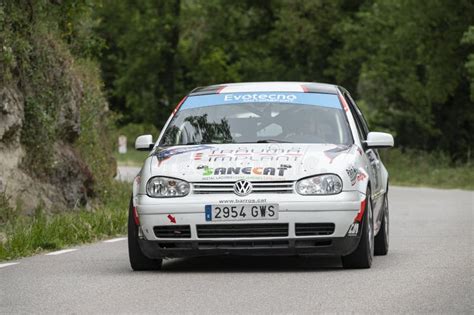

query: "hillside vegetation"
left=0, top=1, right=129, bottom=259
left=1, top=1, right=116, bottom=213
left=97, top=0, right=474, bottom=164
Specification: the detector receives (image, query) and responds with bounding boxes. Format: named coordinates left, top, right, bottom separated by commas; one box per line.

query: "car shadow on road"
left=161, top=255, right=343, bottom=273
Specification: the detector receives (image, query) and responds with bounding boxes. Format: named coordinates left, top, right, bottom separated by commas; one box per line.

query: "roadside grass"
left=114, top=149, right=149, bottom=166
left=382, top=149, right=473, bottom=190
left=0, top=182, right=130, bottom=261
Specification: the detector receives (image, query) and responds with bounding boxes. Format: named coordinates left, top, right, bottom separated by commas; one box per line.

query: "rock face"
left=0, top=85, right=95, bottom=214
left=0, top=1, right=115, bottom=215
left=0, top=87, right=23, bottom=144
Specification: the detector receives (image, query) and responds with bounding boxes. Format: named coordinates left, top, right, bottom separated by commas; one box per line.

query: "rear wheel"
left=128, top=198, right=162, bottom=271
left=342, top=190, right=374, bottom=269
left=374, top=193, right=389, bottom=255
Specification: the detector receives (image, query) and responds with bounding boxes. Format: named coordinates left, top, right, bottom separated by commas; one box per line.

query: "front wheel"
left=342, top=190, right=374, bottom=269
left=128, top=198, right=163, bottom=271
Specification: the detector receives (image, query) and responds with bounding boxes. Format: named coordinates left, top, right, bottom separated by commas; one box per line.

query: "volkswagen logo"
left=233, top=180, right=253, bottom=196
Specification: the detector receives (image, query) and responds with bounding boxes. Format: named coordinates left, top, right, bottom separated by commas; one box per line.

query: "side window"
left=345, top=92, right=380, bottom=156
left=346, top=93, right=370, bottom=135
left=344, top=93, right=367, bottom=140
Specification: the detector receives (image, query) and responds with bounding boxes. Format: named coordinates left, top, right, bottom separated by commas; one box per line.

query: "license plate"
left=205, top=204, right=279, bottom=221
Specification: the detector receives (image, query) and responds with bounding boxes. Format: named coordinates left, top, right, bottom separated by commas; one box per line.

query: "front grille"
left=192, top=181, right=294, bottom=194
left=295, top=223, right=335, bottom=236
left=197, top=223, right=289, bottom=238
left=154, top=225, right=191, bottom=238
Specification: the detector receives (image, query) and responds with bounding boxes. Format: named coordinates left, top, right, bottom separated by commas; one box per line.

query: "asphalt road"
left=1, top=169, right=473, bottom=313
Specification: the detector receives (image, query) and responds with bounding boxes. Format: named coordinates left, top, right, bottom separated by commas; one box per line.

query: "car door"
left=343, top=92, right=384, bottom=226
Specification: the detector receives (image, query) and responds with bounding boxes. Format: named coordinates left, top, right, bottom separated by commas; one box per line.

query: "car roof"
left=189, top=81, right=339, bottom=96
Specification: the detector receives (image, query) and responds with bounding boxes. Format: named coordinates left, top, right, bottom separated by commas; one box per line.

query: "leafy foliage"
left=95, top=0, right=473, bottom=162
left=334, top=0, right=474, bottom=160
left=462, top=26, right=474, bottom=102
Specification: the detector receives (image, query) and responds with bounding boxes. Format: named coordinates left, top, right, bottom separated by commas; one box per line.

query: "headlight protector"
left=295, top=174, right=343, bottom=195
left=146, top=177, right=190, bottom=197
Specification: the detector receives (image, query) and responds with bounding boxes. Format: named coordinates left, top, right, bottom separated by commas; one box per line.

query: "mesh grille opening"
left=197, top=223, right=289, bottom=238
left=295, top=223, right=335, bottom=236
left=154, top=225, right=191, bottom=238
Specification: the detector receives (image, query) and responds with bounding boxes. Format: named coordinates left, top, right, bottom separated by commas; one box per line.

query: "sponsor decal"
left=347, top=223, right=359, bottom=236
left=324, top=145, right=350, bottom=163
left=356, top=172, right=367, bottom=182
left=171, top=96, right=188, bottom=115
left=349, top=144, right=363, bottom=156
left=193, top=146, right=304, bottom=163
left=338, top=93, right=350, bottom=112
left=197, top=164, right=291, bottom=177
left=167, top=214, right=176, bottom=224
left=223, top=93, right=297, bottom=103
left=346, top=166, right=358, bottom=185
left=218, top=198, right=267, bottom=204
left=154, top=145, right=214, bottom=165
left=346, top=167, right=367, bottom=185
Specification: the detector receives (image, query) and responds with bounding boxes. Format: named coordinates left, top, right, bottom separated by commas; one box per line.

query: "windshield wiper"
left=181, top=142, right=203, bottom=145
left=256, top=139, right=293, bottom=143
left=181, top=142, right=224, bottom=145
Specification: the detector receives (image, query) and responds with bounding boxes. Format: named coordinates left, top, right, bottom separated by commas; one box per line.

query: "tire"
left=342, top=189, right=374, bottom=269
left=374, top=193, right=389, bottom=256
left=128, top=198, right=163, bottom=271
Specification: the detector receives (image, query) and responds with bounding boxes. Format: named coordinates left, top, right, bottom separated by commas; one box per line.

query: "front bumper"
left=139, top=236, right=360, bottom=259
left=135, top=191, right=364, bottom=258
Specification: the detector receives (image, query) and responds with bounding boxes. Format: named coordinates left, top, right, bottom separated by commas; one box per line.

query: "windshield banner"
left=181, top=92, right=341, bottom=110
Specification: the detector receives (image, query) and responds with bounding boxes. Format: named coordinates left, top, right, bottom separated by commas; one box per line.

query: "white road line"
left=103, top=237, right=127, bottom=243
left=45, top=249, right=78, bottom=256
left=0, top=262, right=19, bottom=268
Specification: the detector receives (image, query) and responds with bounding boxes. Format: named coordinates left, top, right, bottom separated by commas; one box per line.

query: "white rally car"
left=128, top=82, right=394, bottom=270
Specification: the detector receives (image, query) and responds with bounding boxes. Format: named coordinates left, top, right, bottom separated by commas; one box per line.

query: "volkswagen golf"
left=128, top=82, right=394, bottom=270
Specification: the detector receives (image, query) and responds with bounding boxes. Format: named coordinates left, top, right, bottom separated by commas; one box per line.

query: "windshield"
left=159, top=92, right=352, bottom=146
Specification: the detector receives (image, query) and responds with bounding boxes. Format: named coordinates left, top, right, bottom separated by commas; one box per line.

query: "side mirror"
left=364, top=132, right=394, bottom=149
left=135, top=134, right=154, bottom=151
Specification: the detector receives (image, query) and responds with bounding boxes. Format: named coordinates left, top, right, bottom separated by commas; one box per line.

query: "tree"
left=331, top=0, right=474, bottom=160
left=95, top=0, right=473, bottom=161
left=96, top=0, right=181, bottom=126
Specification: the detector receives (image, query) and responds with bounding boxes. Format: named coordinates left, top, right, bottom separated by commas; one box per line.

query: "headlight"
left=146, top=177, right=190, bottom=198
left=296, top=174, right=343, bottom=195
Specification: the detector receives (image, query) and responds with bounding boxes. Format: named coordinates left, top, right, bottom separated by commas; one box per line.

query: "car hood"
left=148, top=143, right=360, bottom=182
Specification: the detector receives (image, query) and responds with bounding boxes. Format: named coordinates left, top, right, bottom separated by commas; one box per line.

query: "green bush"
left=382, top=149, right=474, bottom=189
left=0, top=182, right=129, bottom=261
